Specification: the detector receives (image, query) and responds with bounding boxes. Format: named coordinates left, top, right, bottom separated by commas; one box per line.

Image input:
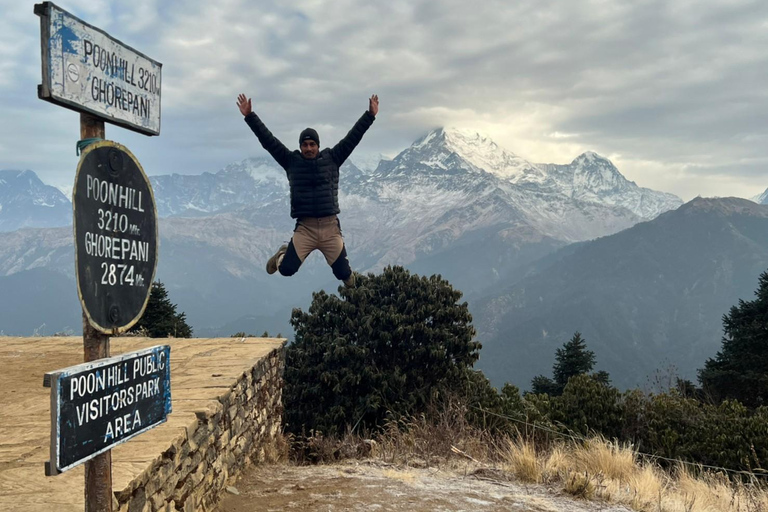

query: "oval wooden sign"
left=74, top=140, right=158, bottom=334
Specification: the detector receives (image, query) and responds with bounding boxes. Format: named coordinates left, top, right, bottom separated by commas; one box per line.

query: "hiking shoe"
left=343, top=272, right=356, bottom=288
left=266, top=244, right=288, bottom=275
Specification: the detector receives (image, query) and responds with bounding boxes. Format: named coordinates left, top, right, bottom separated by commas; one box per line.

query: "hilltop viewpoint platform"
left=0, top=336, right=286, bottom=512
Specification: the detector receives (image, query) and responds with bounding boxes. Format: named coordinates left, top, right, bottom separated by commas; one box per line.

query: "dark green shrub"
left=621, top=391, right=768, bottom=473
left=283, top=266, right=481, bottom=436
left=550, top=374, right=623, bottom=438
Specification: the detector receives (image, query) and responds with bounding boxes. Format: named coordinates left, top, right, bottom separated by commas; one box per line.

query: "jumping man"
left=236, top=93, right=379, bottom=287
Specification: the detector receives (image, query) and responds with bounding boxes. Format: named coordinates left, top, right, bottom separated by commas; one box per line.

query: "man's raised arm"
left=237, top=93, right=292, bottom=170
left=330, top=94, right=379, bottom=166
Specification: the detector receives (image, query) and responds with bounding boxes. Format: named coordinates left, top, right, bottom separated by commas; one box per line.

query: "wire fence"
left=468, top=403, right=768, bottom=479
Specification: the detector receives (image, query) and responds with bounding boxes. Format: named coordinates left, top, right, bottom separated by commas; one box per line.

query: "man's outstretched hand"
left=237, top=94, right=252, bottom=116
left=369, top=94, right=379, bottom=117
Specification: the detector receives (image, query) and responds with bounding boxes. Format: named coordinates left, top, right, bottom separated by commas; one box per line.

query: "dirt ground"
left=216, top=460, right=633, bottom=512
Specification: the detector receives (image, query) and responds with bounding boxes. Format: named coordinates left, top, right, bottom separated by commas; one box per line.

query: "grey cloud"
left=1, top=0, right=766, bottom=199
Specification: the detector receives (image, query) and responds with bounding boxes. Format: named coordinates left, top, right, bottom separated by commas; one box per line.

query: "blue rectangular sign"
left=45, top=345, right=172, bottom=475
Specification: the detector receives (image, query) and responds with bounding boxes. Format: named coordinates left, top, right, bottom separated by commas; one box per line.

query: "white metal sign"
left=35, top=2, right=162, bottom=136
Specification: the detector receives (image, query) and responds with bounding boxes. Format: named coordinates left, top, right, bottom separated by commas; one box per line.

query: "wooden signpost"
left=44, top=346, right=172, bottom=475
left=35, top=3, right=164, bottom=510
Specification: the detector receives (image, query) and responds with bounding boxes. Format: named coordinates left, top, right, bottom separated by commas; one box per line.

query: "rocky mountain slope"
left=754, top=187, right=768, bottom=204
left=0, top=170, right=71, bottom=232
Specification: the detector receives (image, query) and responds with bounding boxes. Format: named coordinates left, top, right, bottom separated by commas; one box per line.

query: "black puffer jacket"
left=245, top=111, right=375, bottom=218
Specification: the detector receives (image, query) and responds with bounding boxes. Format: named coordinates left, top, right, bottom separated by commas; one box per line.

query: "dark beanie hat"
left=299, top=128, right=319, bottom=146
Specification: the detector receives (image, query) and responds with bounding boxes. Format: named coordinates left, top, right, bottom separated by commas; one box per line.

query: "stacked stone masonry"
left=116, top=346, right=286, bottom=512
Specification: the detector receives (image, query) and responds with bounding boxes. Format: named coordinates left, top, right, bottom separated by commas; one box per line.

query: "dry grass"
left=372, top=402, right=494, bottom=468
left=288, top=429, right=374, bottom=464
left=288, top=401, right=492, bottom=467
left=671, top=466, right=768, bottom=512
left=502, top=435, right=541, bottom=483
left=570, top=438, right=637, bottom=482
left=622, top=463, right=669, bottom=510
left=563, top=470, right=597, bottom=500
left=286, top=406, right=768, bottom=512
left=496, top=436, right=768, bottom=512
left=262, top=431, right=292, bottom=464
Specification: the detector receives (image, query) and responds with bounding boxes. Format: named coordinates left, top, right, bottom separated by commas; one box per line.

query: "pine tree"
left=130, top=281, right=193, bottom=338
left=530, top=332, right=604, bottom=396
left=553, top=332, right=596, bottom=389
left=530, top=375, right=559, bottom=395
left=698, top=270, right=768, bottom=407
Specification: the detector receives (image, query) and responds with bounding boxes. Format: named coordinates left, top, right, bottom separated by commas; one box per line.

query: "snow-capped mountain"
left=142, top=127, right=682, bottom=295
left=0, top=170, right=71, bottom=232
left=538, top=152, right=683, bottom=219
left=0, top=127, right=684, bottom=277
left=0, top=127, right=684, bottom=335
left=5, top=128, right=679, bottom=232
left=149, top=158, right=290, bottom=217
left=391, top=127, right=546, bottom=183
left=149, top=158, right=373, bottom=218
left=359, top=127, right=679, bottom=248
left=350, top=153, right=391, bottom=172
left=753, top=187, right=768, bottom=205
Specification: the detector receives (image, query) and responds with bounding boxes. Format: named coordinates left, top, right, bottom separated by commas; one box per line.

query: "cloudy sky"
left=2, top=0, right=767, bottom=201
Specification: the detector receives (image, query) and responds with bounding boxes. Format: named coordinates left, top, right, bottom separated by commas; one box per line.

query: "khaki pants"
left=292, top=215, right=344, bottom=264
left=278, top=215, right=352, bottom=281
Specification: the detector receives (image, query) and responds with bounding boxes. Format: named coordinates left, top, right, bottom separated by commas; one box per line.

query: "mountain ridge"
left=0, top=170, right=71, bottom=232
left=1, top=127, right=684, bottom=227
left=473, top=196, right=768, bottom=389
left=753, top=187, right=768, bottom=205
left=0, top=128, right=686, bottom=343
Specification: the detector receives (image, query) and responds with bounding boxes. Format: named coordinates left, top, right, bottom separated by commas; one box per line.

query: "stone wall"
left=115, top=345, right=285, bottom=512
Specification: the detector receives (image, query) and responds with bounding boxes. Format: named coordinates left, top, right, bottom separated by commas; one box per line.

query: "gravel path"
left=216, top=460, right=634, bottom=512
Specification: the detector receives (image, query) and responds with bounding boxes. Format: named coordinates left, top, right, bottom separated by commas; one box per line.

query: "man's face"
left=301, top=140, right=319, bottom=159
